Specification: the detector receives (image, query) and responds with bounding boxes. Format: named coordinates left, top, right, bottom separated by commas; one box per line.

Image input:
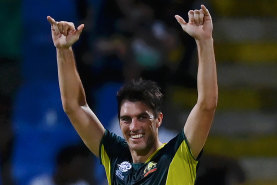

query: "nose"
left=130, top=118, right=139, bottom=132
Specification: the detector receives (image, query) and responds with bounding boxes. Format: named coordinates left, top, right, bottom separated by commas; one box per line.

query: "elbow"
left=198, top=95, right=218, bottom=111
left=62, top=98, right=88, bottom=115
left=61, top=99, right=77, bottom=115
left=62, top=102, right=74, bottom=115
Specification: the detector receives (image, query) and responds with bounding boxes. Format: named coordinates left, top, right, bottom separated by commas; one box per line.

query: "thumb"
left=47, top=16, right=57, bottom=26
left=76, top=24, right=85, bottom=36
left=175, top=15, right=189, bottom=32
left=175, top=15, right=187, bottom=26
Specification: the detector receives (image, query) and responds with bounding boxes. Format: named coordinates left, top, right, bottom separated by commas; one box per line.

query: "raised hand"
left=175, top=5, right=213, bottom=40
left=47, top=16, right=84, bottom=48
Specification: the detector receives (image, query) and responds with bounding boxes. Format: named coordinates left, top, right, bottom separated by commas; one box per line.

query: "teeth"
left=131, top=134, right=143, bottom=139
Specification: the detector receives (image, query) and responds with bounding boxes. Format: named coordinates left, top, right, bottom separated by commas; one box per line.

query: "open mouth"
left=131, top=134, right=143, bottom=139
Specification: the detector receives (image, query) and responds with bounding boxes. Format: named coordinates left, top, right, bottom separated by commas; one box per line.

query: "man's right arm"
left=47, top=16, right=105, bottom=157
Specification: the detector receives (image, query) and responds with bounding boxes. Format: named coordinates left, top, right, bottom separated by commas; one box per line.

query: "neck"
left=131, top=140, right=163, bottom=163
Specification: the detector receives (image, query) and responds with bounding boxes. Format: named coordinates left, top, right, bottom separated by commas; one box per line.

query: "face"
left=119, top=100, right=162, bottom=154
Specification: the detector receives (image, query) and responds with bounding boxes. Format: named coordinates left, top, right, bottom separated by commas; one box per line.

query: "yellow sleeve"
left=165, top=135, right=199, bottom=185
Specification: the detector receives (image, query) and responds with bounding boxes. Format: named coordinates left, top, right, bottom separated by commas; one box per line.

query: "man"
left=47, top=4, right=217, bottom=185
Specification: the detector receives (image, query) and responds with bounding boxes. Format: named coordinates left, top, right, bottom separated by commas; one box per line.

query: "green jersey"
left=99, top=130, right=199, bottom=185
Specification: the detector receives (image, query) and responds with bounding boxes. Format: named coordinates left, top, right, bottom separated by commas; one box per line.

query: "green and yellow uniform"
left=100, top=130, right=200, bottom=185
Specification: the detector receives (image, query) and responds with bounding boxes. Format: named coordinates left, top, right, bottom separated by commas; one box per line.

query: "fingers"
left=201, top=4, right=211, bottom=17
left=176, top=5, right=213, bottom=38
left=57, top=21, right=76, bottom=36
left=188, top=10, right=194, bottom=24
left=56, top=21, right=63, bottom=34
left=193, top=10, right=200, bottom=25
left=47, top=16, right=80, bottom=36
left=188, top=6, right=207, bottom=26
left=189, top=9, right=204, bottom=26
left=199, top=9, right=204, bottom=25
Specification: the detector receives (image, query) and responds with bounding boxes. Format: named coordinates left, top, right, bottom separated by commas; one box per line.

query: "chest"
left=112, top=155, right=171, bottom=185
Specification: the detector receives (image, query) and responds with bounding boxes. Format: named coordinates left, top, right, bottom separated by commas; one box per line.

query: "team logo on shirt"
left=116, top=161, right=132, bottom=180
left=143, top=161, right=157, bottom=177
left=118, top=161, right=132, bottom=172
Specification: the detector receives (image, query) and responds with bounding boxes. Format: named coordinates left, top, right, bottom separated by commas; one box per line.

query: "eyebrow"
left=119, top=111, right=151, bottom=119
left=119, top=115, right=130, bottom=119
left=138, top=112, right=149, bottom=117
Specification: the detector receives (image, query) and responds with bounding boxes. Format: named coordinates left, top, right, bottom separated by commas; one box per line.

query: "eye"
left=120, top=116, right=131, bottom=124
left=138, top=114, right=149, bottom=121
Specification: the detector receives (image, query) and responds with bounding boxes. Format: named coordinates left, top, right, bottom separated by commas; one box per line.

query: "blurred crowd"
left=0, top=0, right=246, bottom=185
left=74, top=0, right=199, bottom=100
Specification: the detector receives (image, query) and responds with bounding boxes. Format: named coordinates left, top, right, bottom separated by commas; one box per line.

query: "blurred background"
left=1, top=0, right=277, bottom=185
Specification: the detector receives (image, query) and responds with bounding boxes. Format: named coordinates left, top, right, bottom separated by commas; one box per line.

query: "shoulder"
left=165, top=130, right=201, bottom=161
left=100, top=129, right=130, bottom=158
left=101, top=129, right=127, bottom=148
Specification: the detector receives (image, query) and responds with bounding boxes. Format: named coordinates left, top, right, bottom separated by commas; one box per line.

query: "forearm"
left=57, top=47, right=87, bottom=112
left=196, top=38, right=218, bottom=109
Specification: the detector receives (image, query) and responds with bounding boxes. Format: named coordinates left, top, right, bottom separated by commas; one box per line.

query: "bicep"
left=184, top=103, right=216, bottom=158
left=66, top=105, right=105, bottom=157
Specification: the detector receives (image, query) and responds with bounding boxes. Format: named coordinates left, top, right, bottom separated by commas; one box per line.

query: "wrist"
left=56, top=46, right=73, bottom=52
left=54, top=42, right=74, bottom=49
left=196, top=37, right=214, bottom=47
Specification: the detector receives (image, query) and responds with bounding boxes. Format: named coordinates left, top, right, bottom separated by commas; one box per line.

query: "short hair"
left=116, top=78, right=163, bottom=118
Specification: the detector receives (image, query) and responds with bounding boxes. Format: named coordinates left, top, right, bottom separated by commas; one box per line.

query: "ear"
left=156, top=112, right=163, bottom=128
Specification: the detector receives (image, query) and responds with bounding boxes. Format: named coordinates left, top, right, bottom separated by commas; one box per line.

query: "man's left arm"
left=175, top=5, right=218, bottom=159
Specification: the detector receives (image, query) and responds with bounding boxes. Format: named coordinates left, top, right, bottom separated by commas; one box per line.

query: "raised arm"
left=175, top=5, right=218, bottom=158
left=47, top=16, right=105, bottom=157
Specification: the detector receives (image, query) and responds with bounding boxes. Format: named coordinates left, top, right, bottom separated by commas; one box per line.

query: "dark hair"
left=116, top=78, right=163, bottom=118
